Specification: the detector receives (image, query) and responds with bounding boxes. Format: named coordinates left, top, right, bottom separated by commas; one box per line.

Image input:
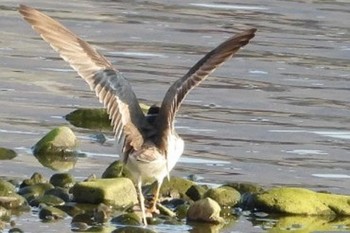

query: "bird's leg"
left=149, top=181, right=162, bottom=214
left=137, top=179, right=147, bottom=226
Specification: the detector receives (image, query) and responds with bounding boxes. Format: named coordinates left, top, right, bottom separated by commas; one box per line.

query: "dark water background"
left=0, top=0, right=349, bottom=232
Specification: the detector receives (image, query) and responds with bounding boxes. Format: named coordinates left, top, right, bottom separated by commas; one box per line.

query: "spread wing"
left=156, top=28, right=257, bottom=153
left=18, top=4, right=151, bottom=151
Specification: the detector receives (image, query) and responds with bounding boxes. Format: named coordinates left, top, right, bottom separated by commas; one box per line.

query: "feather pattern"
left=18, top=4, right=151, bottom=152
left=156, top=28, right=257, bottom=153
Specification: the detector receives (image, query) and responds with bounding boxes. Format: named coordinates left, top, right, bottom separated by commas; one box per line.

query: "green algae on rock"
left=33, top=126, right=78, bottom=155
left=0, top=148, right=17, bottom=160
left=160, top=176, right=195, bottom=199
left=66, top=104, right=150, bottom=130
left=204, top=186, right=241, bottom=207
left=252, top=187, right=350, bottom=216
left=102, top=160, right=132, bottom=180
left=187, top=197, right=224, bottom=224
left=0, top=180, right=28, bottom=210
left=71, top=178, right=138, bottom=208
left=112, top=226, right=156, bottom=233
left=49, top=173, right=75, bottom=189
left=39, top=205, right=67, bottom=221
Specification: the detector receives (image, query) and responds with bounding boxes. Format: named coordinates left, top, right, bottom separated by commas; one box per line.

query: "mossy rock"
left=31, top=194, right=65, bottom=207
left=66, top=105, right=150, bottom=130
left=224, top=182, right=264, bottom=194
left=0, top=148, right=17, bottom=160
left=204, top=186, right=241, bottom=207
left=49, top=173, right=75, bottom=188
left=252, top=187, right=350, bottom=216
left=39, top=205, right=67, bottom=221
left=71, top=178, right=138, bottom=208
left=111, top=212, right=141, bottom=225
left=0, top=180, right=16, bottom=196
left=112, top=226, right=156, bottom=233
left=32, top=126, right=78, bottom=155
left=186, top=184, right=208, bottom=201
left=160, top=177, right=195, bottom=199
left=65, top=108, right=112, bottom=130
left=187, top=197, right=224, bottom=224
left=20, top=172, right=47, bottom=188
left=0, top=180, right=28, bottom=209
left=102, top=160, right=131, bottom=179
left=18, top=183, right=54, bottom=199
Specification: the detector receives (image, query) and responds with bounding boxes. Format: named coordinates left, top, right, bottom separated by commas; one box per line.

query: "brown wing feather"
left=18, top=4, right=150, bottom=151
left=156, top=28, right=257, bottom=152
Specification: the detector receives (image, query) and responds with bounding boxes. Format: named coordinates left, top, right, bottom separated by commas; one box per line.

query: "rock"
left=0, top=206, right=10, bottom=219
left=160, top=177, right=195, bottom=199
left=111, top=213, right=141, bottom=225
left=112, top=226, right=156, bottom=233
left=0, top=180, right=16, bottom=196
left=93, top=203, right=112, bottom=223
left=65, top=108, right=112, bottom=130
left=20, top=172, right=47, bottom=188
left=187, top=197, right=224, bottom=223
left=224, top=182, right=264, bottom=194
left=32, top=127, right=78, bottom=172
left=204, top=186, right=241, bottom=207
left=56, top=203, right=96, bottom=217
left=45, top=187, right=71, bottom=202
left=18, top=183, right=54, bottom=199
left=8, top=228, right=24, bottom=233
left=101, top=160, right=124, bottom=178
left=175, top=204, right=190, bottom=219
left=39, top=205, right=67, bottom=221
left=157, top=203, right=176, bottom=217
left=71, top=213, right=94, bottom=226
left=33, top=126, right=78, bottom=155
left=0, top=147, right=17, bottom=160
left=252, top=187, right=350, bottom=215
left=30, top=194, right=65, bottom=207
left=71, top=178, right=138, bottom=208
left=0, top=180, right=27, bottom=209
left=50, top=173, right=75, bottom=188
left=186, top=184, right=208, bottom=201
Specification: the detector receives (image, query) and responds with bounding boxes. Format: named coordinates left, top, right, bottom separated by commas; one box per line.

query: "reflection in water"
left=33, top=151, right=77, bottom=172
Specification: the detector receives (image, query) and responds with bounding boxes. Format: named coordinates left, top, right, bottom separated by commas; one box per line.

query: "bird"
left=18, top=4, right=256, bottom=225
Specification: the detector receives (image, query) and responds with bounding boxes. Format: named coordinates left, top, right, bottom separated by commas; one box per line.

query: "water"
left=1, top=0, right=350, bottom=232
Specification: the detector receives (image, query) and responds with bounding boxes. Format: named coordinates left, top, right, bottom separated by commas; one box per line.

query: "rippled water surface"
left=1, top=0, right=350, bottom=232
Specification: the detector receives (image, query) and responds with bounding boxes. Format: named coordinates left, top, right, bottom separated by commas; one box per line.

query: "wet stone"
left=71, top=213, right=94, bottom=226
left=187, top=197, right=224, bottom=224
left=45, top=187, right=71, bottom=202
left=204, top=186, right=241, bottom=207
left=30, top=194, right=65, bottom=207
left=186, top=184, right=208, bottom=201
left=18, top=183, right=54, bottom=199
left=0, top=147, right=17, bottom=160
left=102, top=160, right=125, bottom=178
left=39, top=205, right=67, bottom=221
left=8, top=228, right=24, bottom=233
left=0, top=180, right=27, bottom=209
left=20, top=172, right=47, bottom=188
left=111, top=213, right=141, bottom=225
left=71, top=178, right=138, bottom=208
left=251, top=187, right=350, bottom=216
left=33, top=126, right=78, bottom=155
left=65, top=108, right=112, bottom=130
left=112, top=226, right=156, bottom=233
left=93, top=203, right=112, bottom=223
left=175, top=203, right=190, bottom=219
left=160, top=176, right=195, bottom=199
left=224, top=182, right=264, bottom=194
left=50, top=173, right=75, bottom=188
left=71, top=221, right=89, bottom=231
